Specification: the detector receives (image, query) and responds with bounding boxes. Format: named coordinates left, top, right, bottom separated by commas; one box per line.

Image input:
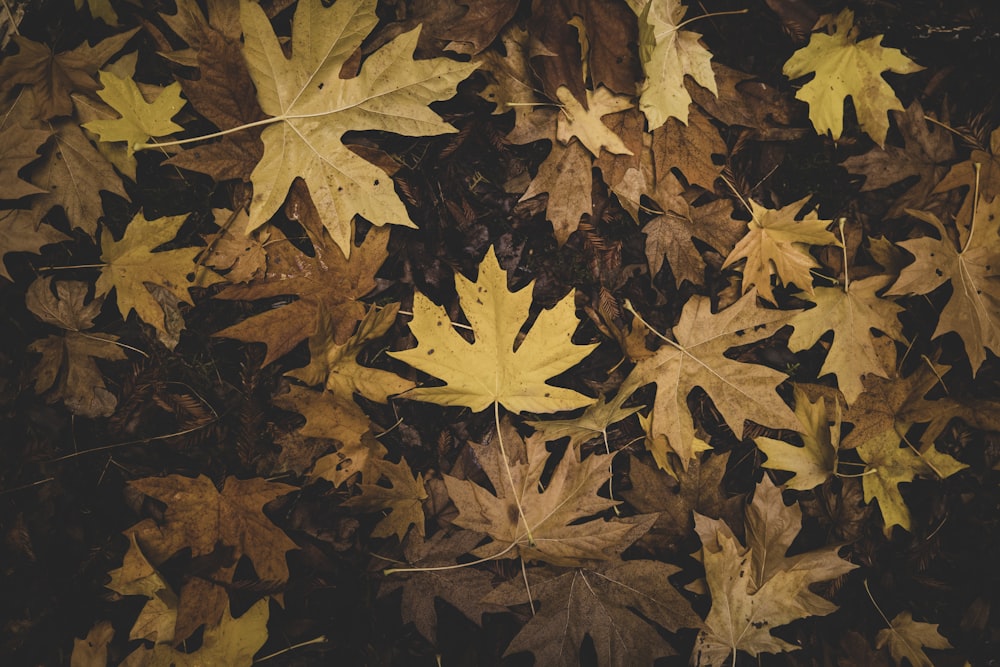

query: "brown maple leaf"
left=0, top=118, right=50, bottom=200
left=0, top=208, right=69, bottom=280
left=343, top=456, right=428, bottom=541
left=693, top=476, right=858, bottom=666
left=380, top=530, right=505, bottom=643
left=485, top=561, right=701, bottom=667
left=652, top=107, right=726, bottom=191
left=623, top=451, right=744, bottom=552
left=26, top=277, right=126, bottom=417
left=214, top=184, right=389, bottom=366
left=444, top=426, right=654, bottom=566
left=0, top=29, right=137, bottom=119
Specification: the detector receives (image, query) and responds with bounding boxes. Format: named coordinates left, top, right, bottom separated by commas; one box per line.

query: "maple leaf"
left=28, top=119, right=129, bottom=236
left=380, top=530, right=505, bottom=642
left=855, top=429, right=965, bottom=535
left=641, top=173, right=743, bottom=287
left=885, top=204, right=1000, bottom=374
left=787, top=275, right=905, bottom=405
left=444, top=430, right=654, bottom=566
left=0, top=29, right=137, bottom=119
left=160, top=0, right=265, bottom=182
left=875, top=610, right=953, bottom=667
left=287, top=302, right=415, bottom=403
left=555, top=86, right=634, bottom=157
left=271, top=384, right=376, bottom=485
left=527, top=380, right=642, bottom=450
left=0, top=120, right=50, bottom=200
left=652, top=107, right=726, bottom=190
left=129, top=474, right=298, bottom=583
left=0, top=208, right=69, bottom=281
left=106, top=533, right=178, bottom=643
left=518, top=140, right=593, bottom=245
left=82, top=71, right=186, bottom=156
left=781, top=8, right=923, bottom=146
left=627, top=290, right=799, bottom=468
left=238, top=0, right=477, bottom=255
left=389, top=245, right=597, bottom=414
left=96, top=211, right=224, bottom=347
left=70, top=621, right=114, bottom=667
left=343, top=456, right=427, bottom=541
left=121, top=599, right=268, bottom=667
left=692, top=476, right=858, bottom=666
left=722, top=195, right=840, bottom=304
left=486, top=561, right=702, bottom=667
left=200, top=210, right=268, bottom=283
left=757, top=385, right=839, bottom=490
left=26, top=277, right=126, bottom=417
left=629, top=0, right=716, bottom=128
left=213, top=190, right=389, bottom=366
left=622, top=451, right=744, bottom=551
left=841, top=101, right=955, bottom=218
left=932, top=126, right=1000, bottom=228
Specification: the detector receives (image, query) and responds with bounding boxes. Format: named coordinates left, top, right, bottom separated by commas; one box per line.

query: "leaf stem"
left=382, top=539, right=519, bottom=574
left=254, top=636, right=328, bottom=663
left=667, top=8, right=749, bottom=35
left=838, top=218, right=849, bottom=293
left=961, top=162, right=982, bottom=254
left=495, top=400, right=536, bottom=547
left=133, top=116, right=282, bottom=150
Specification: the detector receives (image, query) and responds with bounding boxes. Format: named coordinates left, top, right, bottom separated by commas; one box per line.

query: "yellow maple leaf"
left=82, top=71, right=185, bottom=156
left=782, top=8, right=923, bottom=146
left=722, top=195, right=839, bottom=304
left=787, top=275, right=905, bottom=404
left=876, top=611, right=953, bottom=667
left=96, top=212, right=223, bottom=346
left=757, top=385, right=839, bottom=491
left=389, top=245, right=597, bottom=414
left=555, top=85, right=634, bottom=157
left=239, top=0, right=478, bottom=255
left=630, top=0, right=716, bottom=128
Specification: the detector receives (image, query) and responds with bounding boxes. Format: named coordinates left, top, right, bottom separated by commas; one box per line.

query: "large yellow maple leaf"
left=239, top=0, right=477, bottom=255
left=389, top=245, right=597, bottom=414
left=782, top=8, right=922, bottom=146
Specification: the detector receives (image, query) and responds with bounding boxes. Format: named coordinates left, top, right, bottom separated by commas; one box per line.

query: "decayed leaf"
left=652, top=107, right=725, bottom=190
left=96, top=211, right=224, bottom=347
left=0, top=120, right=50, bottom=200
left=128, top=474, right=298, bottom=584
left=27, top=277, right=126, bottom=417
left=106, top=533, right=177, bottom=643
left=200, top=209, right=268, bottom=283
left=856, top=429, right=965, bottom=535
left=885, top=203, right=1000, bottom=374
left=380, top=530, right=504, bottom=643
left=486, top=561, right=702, bottom=667
left=622, top=451, right=744, bottom=551
left=121, top=599, right=268, bottom=667
left=787, top=276, right=905, bottom=405
left=628, top=290, right=799, bottom=468
left=692, top=476, right=858, bottom=666
left=160, top=0, right=265, bottom=182
left=213, top=193, right=389, bottom=366
left=641, top=173, right=743, bottom=287
left=781, top=8, right=923, bottom=146
left=271, top=384, right=376, bottom=485
left=82, top=70, right=185, bottom=156
left=239, top=0, right=476, bottom=254
left=629, top=0, right=716, bottom=128
left=0, top=208, right=70, bottom=281
left=875, top=611, right=952, bottom=667
left=444, top=430, right=654, bottom=566
left=555, top=86, right=634, bottom=157
left=288, top=303, right=414, bottom=403
left=0, top=29, right=137, bottom=119
left=757, top=385, right=839, bottom=490
left=28, top=119, right=129, bottom=236
left=390, top=245, right=597, bottom=414
left=343, top=456, right=427, bottom=540
left=841, top=101, right=954, bottom=218
left=519, top=140, right=593, bottom=245
left=723, top=195, right=839, bottom=304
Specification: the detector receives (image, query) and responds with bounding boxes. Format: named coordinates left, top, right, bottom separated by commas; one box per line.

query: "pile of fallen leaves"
left=1, top=0, right=999, bottom=664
